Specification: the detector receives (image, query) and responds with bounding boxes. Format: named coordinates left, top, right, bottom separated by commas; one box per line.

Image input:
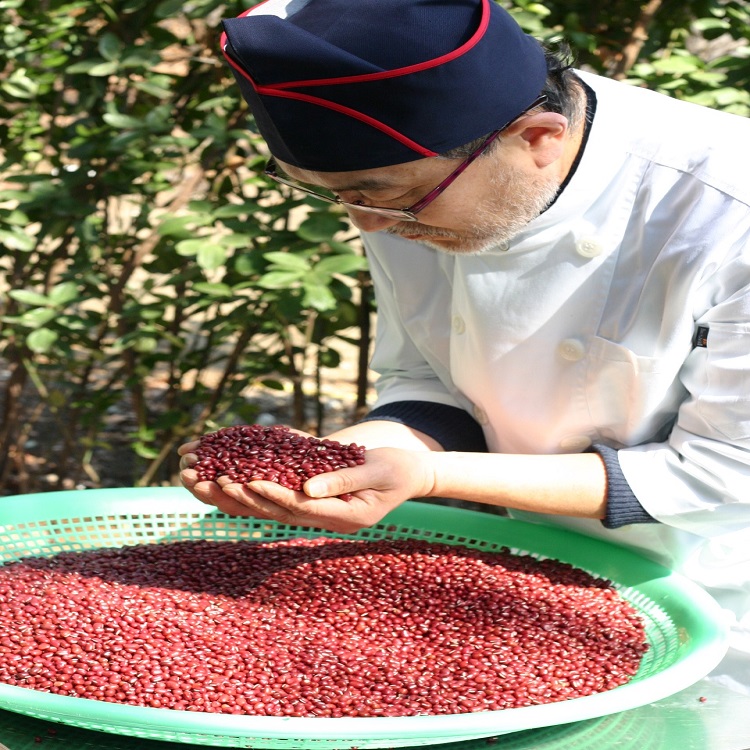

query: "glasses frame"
left=263, top=95, right=548, bottom=222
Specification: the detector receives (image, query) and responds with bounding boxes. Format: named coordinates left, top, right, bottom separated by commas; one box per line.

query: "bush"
left=0, top=0, right=370, bottom=492
left=1, top=0, right=748, bottom=494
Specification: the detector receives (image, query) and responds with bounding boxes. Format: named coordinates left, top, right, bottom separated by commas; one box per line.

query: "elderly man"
left=180, top=0, right=750, bottom=695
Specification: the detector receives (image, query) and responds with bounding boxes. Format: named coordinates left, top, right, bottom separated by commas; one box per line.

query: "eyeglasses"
left=263, top=94, right=548, bottom=222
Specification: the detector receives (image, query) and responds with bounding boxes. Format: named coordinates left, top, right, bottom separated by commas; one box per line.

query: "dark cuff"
left=359, top=400, right=488, bottom=453
left=589, top=444, right=658, bottom=528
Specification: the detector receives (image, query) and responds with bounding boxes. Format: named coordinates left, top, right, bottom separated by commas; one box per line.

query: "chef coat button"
left=472, top=406, right=489, bottom=425
left=575, top=236, right=604, bottom=258
left=559, top=435, right=592, bottom=452
left=452, top=315, right=466, bottom=334
left=557, top=338, right=586, bottom=361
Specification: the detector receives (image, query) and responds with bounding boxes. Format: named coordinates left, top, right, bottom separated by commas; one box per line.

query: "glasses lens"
left=265, top=158, right=417, bottom=220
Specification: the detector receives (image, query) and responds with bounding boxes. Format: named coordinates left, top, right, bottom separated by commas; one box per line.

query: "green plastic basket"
left=0, top=487, right=729, bottom=749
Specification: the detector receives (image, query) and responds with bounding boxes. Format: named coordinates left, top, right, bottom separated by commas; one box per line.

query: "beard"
left=384, top=165, right=561, bottom=256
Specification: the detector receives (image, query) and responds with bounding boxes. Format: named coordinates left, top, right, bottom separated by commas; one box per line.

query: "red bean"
left=0, top=538, right=648, bottom=717
left=193, top=425, right=365, bottom=500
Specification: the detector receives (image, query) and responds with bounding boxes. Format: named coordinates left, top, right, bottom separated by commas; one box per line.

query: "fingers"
left=178, top=440, right=201, bottom=472
left=180, top=467, right=312, bottom=524
left=180, top=470, right=258, bottom=517
left=177, top=440, right=200, bottom=457
left=221, top=481, right=306, bottom=522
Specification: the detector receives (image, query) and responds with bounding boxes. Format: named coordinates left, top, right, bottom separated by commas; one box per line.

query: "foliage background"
left=1, top=0, right=748, bottom=495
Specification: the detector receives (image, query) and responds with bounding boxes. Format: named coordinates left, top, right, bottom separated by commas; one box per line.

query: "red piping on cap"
left=258, top=86, right=438, bottom=157
left=268, top=0, right=491, bottom=89
left=220, top=0, right=491, bottom=90
left=222, top=47, right=439, bottom=158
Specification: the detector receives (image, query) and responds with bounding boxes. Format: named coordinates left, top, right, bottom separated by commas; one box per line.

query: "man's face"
left=277, top=142, right=561, bottom=255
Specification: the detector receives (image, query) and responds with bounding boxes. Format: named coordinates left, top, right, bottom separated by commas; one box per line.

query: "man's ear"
left=503, top=112, right=569, bottom=168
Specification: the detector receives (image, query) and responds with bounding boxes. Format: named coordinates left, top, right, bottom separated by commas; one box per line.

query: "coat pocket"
left=585, top=336, right=686, bottom=445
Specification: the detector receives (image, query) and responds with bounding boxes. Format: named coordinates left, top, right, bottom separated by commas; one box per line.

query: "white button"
left=473, top=406, right=489, bottom=425
left=575, top=236, right=604, bottom=258
left=452, top=315, right=466, bottom=334
left=557, top=338, right=586, bottom=361
left=559, top=435, right=592, bottom=452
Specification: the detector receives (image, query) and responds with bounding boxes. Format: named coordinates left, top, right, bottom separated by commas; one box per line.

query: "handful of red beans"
left=192, top=424, right=365, bottom=499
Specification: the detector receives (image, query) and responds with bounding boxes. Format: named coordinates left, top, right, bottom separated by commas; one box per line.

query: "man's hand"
left=178, top=444, right=435, bottom=534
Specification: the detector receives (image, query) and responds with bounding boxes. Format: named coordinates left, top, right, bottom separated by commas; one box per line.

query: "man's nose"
left=345, top=207, right=402, bottom=233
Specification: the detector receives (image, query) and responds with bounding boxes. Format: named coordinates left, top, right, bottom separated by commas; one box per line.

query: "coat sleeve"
left=618, top=239, right=750, bottom=537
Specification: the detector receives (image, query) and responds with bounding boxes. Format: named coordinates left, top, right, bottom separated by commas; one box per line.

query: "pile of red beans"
left=0, top=537, right=648, bottom=717
left=192, top=425, right=366, bottom=498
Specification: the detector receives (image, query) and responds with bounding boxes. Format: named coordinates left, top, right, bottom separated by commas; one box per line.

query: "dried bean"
left=0, top=537, right=648, bottom=717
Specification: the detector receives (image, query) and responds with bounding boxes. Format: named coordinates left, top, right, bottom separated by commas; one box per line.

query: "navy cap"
left=221, top=0, right=547, bottom=171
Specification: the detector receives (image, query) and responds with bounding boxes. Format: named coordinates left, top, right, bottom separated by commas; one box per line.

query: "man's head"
left=221, top=0, right=583, bottom=253
left=221, top=0, right=548, bottom=172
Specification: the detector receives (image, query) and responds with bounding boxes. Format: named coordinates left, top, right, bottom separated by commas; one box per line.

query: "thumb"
left=304, top=468, right=360, bottom=499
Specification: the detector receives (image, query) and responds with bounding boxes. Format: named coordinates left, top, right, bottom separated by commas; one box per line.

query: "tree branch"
left=609, top=0, right=664, bottom=79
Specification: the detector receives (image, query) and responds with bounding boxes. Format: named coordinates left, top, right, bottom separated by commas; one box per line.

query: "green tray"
left=0, top=487, right=729, bottom=749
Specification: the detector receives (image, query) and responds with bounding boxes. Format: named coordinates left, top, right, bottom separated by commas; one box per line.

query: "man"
left=180, top=0, right=750, bottom=694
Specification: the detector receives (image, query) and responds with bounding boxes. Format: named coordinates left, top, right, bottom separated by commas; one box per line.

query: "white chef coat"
left=361, top=71, right=750, bottom=692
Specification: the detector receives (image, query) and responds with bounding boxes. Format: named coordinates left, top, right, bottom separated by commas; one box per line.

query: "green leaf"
left=260, top=378, right=286, bottom=390
left=133, top=80, right=173, bottom=99
left=327, top=240, right=358, bottom=253
left=263, top=251, right=311, bottom=271
left=1, top=70, right=38, bottom=99
left=0, top=227, right=35, bottom=251
left=26, top=328, right=59, bottom=353
left=66, top=60, right=101, bottom=74
left=158, top=215, right=213, bottom=237
left=687, top=71, right=725, bottom=86
left=218, top=231, right=263, bottom=246
left=192, top=282, right=233, bottom=297
left=103, top=112, right=144, bottom=129
left=98, top=33, right=122, bottom=61
left=692, top=18, right=730, bottom=32
left=19, top=308, right=58, bottom=329
left=319, top=347, right=342, bottom=368
left=48, top=282, right=80, bottom=306
left=652, top=56, right=702, bottom=75
left=134, top=337, right=158, bottom=353
left=235, top=253, right=264, bottom=276
left=175, top=238, right=206, bottom=256
left=302, top=283, right=337, bottom=311
left=88, top=61, right=120, bottom=77
left=133, top=441, right=161, bottom=459
left=8, top=290, right=50, bottom=306
left=258, top=270, right=304, bottom=288
left=196, top=244, right=227, bottom=271
left=155, top=0, right=186, bottom=18
left=314, top=255, right=368, bottom=276
left=296, top=212, right=347, bottom=243
left=121, top=0, right=149, bottom=11
left=213, top=203, right=254, bottom=218
left=1, top=208, right=30, bottom=226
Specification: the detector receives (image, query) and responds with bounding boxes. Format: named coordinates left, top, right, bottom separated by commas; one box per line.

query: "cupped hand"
left=178, top=447, right=436, bottom=535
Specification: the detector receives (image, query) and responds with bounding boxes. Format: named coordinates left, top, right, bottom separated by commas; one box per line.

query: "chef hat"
left=220, top=0, right=547, bottom=171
